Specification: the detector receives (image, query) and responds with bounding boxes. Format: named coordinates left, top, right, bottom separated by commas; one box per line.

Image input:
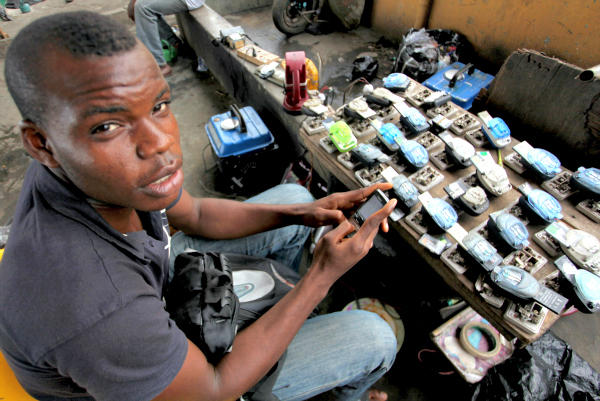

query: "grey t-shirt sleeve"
left=44, top=295, right=189, bottom=401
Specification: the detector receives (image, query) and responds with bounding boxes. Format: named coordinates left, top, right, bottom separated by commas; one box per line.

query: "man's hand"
left=310, top=194, right=397, bottom=284
left=127, top=0, right=136, bottom=21
left=299, top=182, right=394, bottom=231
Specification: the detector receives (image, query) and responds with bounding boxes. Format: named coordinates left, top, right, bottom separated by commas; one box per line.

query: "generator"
left=205, top=105, right=284, bottom=196
left=422, top=62, right=494, bottom=110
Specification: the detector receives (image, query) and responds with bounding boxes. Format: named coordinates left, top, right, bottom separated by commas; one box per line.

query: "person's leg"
left=272, top=310, right=398, bottom=401
left=169, top=184, right=314, bottom=280
left=133, top=0, right=188, bottom=66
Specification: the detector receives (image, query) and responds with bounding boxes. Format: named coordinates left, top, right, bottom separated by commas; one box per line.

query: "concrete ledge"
left=205, top=0, right=273, bottom=15
left=177, top=6, right=307, bottom=159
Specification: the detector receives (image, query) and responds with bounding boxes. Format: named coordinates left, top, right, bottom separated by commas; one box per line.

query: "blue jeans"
left=133, top=0, right=204, bottom=65
left=169, top=184, right=398, bottom=400
left=169, top=183, right=315, bottom=279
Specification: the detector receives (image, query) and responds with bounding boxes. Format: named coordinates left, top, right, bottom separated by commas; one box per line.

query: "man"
left=128, top=0, right=205, bottom=76
left=0, top=11, right=398, bottom=401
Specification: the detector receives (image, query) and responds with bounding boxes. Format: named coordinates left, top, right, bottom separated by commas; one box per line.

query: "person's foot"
left=367, top=389, right=388, bottom=401
left=159, top=64, right=172, bottom=77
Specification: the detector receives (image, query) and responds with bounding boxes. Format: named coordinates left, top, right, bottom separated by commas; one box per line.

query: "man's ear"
left=20, top=120, right=60, bottom=168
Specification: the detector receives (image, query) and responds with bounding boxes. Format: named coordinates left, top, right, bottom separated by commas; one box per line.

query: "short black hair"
left=5, top=11, right=137, bottom=128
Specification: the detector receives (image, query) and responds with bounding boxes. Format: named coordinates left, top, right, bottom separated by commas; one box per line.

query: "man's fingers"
left=320, top=209, right=345, bottom=225
left=342, top=182, right=394, bottom=206
left=325, top=219, right=355, bottom=243
left=357, top=182, right=393, bottom=199
left=354, top=198, right=396, bottom=243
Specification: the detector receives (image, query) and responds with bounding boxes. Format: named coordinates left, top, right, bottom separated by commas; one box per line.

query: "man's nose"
left=135, top=118, right=174, bottom=159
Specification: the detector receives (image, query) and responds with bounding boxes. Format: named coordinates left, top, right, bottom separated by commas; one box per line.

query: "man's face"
left=38, top=44, right=183, bottom=211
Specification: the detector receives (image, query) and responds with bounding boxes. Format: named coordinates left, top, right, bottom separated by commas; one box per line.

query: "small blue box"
left=205, top=106, right=274, bottom=158
left=422, top=62, right=494, bottom=110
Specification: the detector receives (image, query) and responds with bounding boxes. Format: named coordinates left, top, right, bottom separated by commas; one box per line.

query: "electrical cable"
left=342, top=77, right=370, bottom=104
left=201, top=142, right=216, bottom=173
left=416, top=349, right=455, bottom=376
left=199, top=143, right=247, bottom=200
left=458, top=321, right=501, bottom=359
left=561, top=305, right=579, bottom=317
left=316, top=52, right=322, bottom=90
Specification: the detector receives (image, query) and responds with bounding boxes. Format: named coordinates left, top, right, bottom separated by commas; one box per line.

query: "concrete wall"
left=370, top=0, right=599, bottom=70
left=369, top=0, right=432, bottom=39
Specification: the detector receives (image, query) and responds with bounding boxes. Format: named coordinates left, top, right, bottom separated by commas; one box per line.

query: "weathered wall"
left=370, top=0, right=599, bottom=70
left=485, top=50, right=600, bottom=168
left=369, top=0, right=432, bottom=39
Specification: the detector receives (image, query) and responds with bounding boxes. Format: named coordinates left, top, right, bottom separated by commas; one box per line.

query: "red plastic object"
left=283, top=51, right=308, bottom=112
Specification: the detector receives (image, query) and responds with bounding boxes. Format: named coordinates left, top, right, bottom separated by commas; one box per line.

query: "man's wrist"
left=279, top=203, right=308, bottom=226
left=298, top=263, right=332, bottom=301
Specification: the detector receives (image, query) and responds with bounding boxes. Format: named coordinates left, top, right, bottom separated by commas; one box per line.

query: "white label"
left=545, top=221, right=572, bottom=247
left=447, top=182, right=466, bottom=198
left=370, top=119, right=383, bottom=130
left=477, top=110, right=493, bottom=125
left=418, top=191, right=434, bottom=207
left=513, top=141, right=535, bottom=158
left=471, top=151, right=495, bottom=171
left=381, top=166, right=401, bottom=183
left=393, top=101, right=411, bottom=116
left=310, top=104, right=329, bottom=115
left=447, top=224, right=469, bottom=245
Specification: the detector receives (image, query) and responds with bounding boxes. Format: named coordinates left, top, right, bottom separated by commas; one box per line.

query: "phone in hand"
left=350, top=189, right=390, bottom=228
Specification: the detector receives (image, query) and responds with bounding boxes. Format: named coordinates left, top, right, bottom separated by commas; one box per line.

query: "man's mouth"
left=152, top=173, right=174, bottom=185
left=141, top=158, right=184, bottom=197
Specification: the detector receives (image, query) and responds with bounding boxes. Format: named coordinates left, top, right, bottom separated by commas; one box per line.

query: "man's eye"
left=91, top=123, right=120, bottom=134
left=153, top=101, right=171, bottom=113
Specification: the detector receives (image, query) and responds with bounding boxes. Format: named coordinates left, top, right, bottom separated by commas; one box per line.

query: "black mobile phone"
left=350, top=189, right=390, bottom=228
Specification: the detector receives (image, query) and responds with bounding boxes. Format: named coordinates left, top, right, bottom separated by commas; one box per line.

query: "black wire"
left=201, top=142, right=216, bottom=173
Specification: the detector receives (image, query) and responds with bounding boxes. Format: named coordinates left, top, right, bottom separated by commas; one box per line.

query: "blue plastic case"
left=490, top=265, right=540, bottom=299
left=574, top=269, right=600, bottom=313
left=422, top=62, right=494, bottom=110
left=399, top=139, right=429, bottom=169
left=383, top=72, right=411, bottom=92
left=376, top=123, right=403, bottom=152
left=425, top=198, right=458, bottom=231
left=519, top=189, right=563, bottom=223
left=482, top=117, right=511, bottom=148
left=392, top=175, right=419, bottom=209
left=523, top=148, right=561, bottom=180
left=205, top=106, right=274, bottom=158
left=571, top=167, right=600, bottom=197
left=463, top=232, right=503, bottom=271
left=401, top=108, right=430, bottom=135
left=488, top=213, right=529, bottom=250
left=351, top=143, right=388, bottom=167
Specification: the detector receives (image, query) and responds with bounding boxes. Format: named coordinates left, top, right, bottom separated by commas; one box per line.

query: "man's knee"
left=246, top=183, right=315, bottom=205
left=134, top=0, right=155, bottom=18
left=349, top=310, right=398, bottom=370
left=275, top=183, right=315, bottom=204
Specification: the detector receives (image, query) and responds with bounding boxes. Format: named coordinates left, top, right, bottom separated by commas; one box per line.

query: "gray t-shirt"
left=0, top=162, right=188, bottom=400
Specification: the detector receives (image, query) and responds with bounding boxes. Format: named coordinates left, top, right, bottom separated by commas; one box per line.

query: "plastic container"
left=423, top=62, right=494, bottom=110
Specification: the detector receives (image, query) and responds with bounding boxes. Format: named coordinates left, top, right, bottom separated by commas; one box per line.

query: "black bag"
left=165, top=251, right=300, bottom=401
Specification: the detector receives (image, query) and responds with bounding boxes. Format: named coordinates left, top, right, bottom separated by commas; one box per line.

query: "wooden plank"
left=295, top=107, right=597, bottom=346
left=236, top=45, right=281, bottom=66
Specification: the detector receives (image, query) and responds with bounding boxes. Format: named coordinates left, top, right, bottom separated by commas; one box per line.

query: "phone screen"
left=351, top=190, right=388, bottom=226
